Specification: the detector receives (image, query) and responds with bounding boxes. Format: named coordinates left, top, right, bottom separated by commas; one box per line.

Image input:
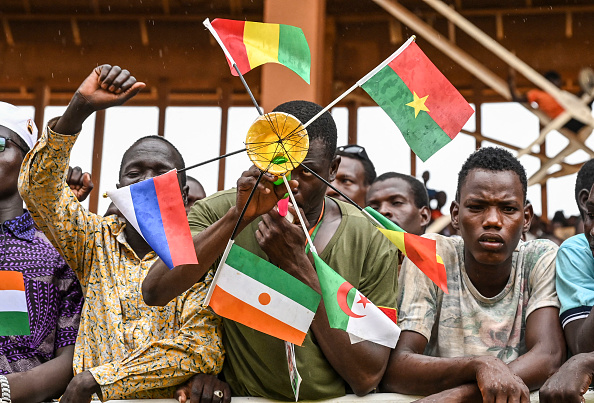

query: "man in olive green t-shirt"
left=143, top=100, right=398, bottom=401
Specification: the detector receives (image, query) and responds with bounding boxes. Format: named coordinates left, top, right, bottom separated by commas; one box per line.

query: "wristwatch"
left=0, top=375, right=10, bottom=403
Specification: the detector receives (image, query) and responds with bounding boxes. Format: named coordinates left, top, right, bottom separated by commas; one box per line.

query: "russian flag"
left=107, top=169, right=198, bottom=269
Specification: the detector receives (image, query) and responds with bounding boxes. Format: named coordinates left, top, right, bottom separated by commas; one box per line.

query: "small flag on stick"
left=107, top=170, right=197, bottom=269
left=0, top=271, right=30, bottom=336
left=205, top=18, right=311, bottom=83
left=360, top=41, right=474, bottom=161
left=313, top=253, right=400, bottom=348
left=207, top=241, right=320, bottom=346
left=364, top=206, right=448, bottom=293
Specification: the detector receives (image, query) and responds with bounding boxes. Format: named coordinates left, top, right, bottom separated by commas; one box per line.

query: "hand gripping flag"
left=0, top=271, right=30, bottom=336
left=361, top=40, right=473, bottom=161
left=207, top=241, right=321, bottom=346
left=106, top=170, right=198, bottom=269
left=364, top=206, right=448, bottom=293
left=205, top=18, right=311, bottom=83
left=313, top=253, right=400, bottom=348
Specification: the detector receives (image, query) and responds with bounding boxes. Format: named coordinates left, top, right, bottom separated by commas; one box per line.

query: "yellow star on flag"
left=406, top=92, right=430, bottom=118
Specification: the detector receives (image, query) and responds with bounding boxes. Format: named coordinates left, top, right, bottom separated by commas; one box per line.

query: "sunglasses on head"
left=337, top=145, right=370, bottom=162
left=0, top=136, right=28, bottom=154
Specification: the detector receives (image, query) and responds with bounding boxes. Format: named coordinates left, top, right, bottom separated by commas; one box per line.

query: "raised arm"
left=508, top=67, right=528, bottom=103
left=142, top=166, right=294, bottom=306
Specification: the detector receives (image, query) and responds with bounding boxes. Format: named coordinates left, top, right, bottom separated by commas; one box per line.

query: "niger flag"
left=208, top=242, right=320, bottom=346
left=361, top=41, right=473, bottom=161
left=364, top=206, right=448, bottom=293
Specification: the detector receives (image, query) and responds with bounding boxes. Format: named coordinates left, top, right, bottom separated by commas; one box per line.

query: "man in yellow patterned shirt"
left=18, top=65, right=224, bottom=401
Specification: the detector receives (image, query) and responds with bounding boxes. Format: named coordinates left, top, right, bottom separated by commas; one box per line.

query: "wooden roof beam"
left=2, top=19, right=15, bottom=46
left=22, top=0, right=30, bottom=14
left=71, top=18, right=81, bottom=46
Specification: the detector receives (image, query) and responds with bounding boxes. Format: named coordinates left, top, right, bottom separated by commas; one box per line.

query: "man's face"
left=186, top=180, right=206, bottom=214
left=118, top=138, right=189, bottom=203
left=326, top=156, right=368, bottom=206
left=0, top=126, right=26, bottom=200
left=451, top=169, right=531, bottom=271
left=582, top=183, right=594, bottom=257
left=291, top=138, right=338, bottom=215
left=366, top=177, right=429, bottom=236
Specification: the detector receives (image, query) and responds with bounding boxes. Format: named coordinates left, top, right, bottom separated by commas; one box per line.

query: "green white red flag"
left=0, top=271, right=30, bottom=336
left=361, top=39, right=474, bottom=161
left=206, top=241, right=320, bottom=346
left=313, top=253, right=400, bottom=348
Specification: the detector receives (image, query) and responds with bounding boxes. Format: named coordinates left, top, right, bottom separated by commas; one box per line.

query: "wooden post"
left=347, top=101, right=358, bottom=145
left=260, top=0, right=326, bottom=112
left=157, top=78, right=169, bottom=137
left=539, top=137, right=548, bottom=220
left=33, top=79, right=49, bottom=131
left=473, top=81, right=483, bottom=149
left=89, top=109, right=106, bottom=214
left=410, top=150, right=416, bottom=177
left=218, top=82, right=231, bottom=191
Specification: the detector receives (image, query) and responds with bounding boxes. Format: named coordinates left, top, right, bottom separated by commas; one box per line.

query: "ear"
left=419, top=206, right=432, bottom=229
left=523, top=202, right=534, bottom=234
left=329, top=155, right=341, bottom=182
left=578, top=188, right=590, bottom=214
left=450, top=200, right=460, bottom=231
left=181, top=184, right=189, bottom=206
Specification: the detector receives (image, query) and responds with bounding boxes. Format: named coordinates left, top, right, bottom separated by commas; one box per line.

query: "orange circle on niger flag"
left=258, top=293, right=271, bottom=305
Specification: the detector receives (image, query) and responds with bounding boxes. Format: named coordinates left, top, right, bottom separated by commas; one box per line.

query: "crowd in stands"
left=2, top=64, right=594, bottom=403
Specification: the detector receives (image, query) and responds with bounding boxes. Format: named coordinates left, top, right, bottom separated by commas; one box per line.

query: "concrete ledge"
left=103, top=391, right=594, bottom=402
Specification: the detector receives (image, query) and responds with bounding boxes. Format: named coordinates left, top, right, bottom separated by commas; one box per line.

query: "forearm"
left=309, top=298, right=390, bottom=396
left=508, top=344, right=565, bottom=390
left=6, top=345, right=74, bottom=403
left=381, top=351, right=480, bottom=395
left=53, top=92, right=96, bottom=135
left=570, top=314, right=594, bottom=354
left=143, top=206, right=248, bottom=306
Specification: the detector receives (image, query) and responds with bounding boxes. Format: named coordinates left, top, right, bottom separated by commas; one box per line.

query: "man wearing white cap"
left=0, top=102, right=85, bottom=403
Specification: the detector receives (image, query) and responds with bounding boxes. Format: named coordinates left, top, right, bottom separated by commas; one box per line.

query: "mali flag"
left=208, top=242, right=320, bottom=346
left=313, top=253, right=400, bottom=348
left=0, top=271, right=30, bottom=336
left=361, top=41, right=473, bottom=161
left=208, top=18, right=311, bottom=83
left=364, top=206, right=448, bottom=294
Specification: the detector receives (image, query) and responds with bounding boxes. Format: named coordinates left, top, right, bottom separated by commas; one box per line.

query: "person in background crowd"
left=186, top=175, right=207, bottom=215
left=366, top=172, right=430, bottom=236
left=326, top=144, right=376, bottom=207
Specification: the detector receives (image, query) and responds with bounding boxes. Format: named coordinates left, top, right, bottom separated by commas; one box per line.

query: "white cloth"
left=0, top=102, right=38, bottom=149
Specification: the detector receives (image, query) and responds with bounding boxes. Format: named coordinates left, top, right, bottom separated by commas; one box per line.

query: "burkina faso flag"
left=361, top=41, right=474, bottom=161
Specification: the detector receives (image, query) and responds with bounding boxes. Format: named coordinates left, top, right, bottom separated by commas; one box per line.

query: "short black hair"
left=544, top=70, right=561, bottom=83
left=456, top=147, right=527, bottom=202
left=575, top=159, right=594, bottom=213
left=272, top=100, right=337, bottom=161
left=119, top=135, right=186, bottom=186
left=336, top=150, right=376, bottom=186
left=373, top=172, right=429, bottom=209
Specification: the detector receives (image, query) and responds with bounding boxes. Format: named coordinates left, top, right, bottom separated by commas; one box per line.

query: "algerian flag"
left=313, top=253, right=400, bottom=348
left=207, top=241, right=321, bottom=346
left=0, top=271, right=30, bottom=336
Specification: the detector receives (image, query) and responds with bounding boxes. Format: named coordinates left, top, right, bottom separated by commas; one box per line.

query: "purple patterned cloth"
left=0, top=211, right=83, bottom=374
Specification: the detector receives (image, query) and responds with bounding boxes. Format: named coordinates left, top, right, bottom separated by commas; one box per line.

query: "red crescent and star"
left=337, top=282, right=367, bottom=318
